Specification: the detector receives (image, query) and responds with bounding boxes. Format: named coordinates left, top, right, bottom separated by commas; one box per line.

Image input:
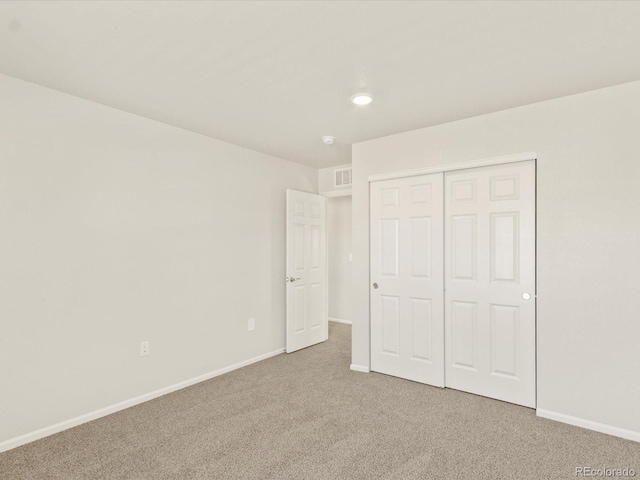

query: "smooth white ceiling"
left=2, top=1, right=640, bottom=168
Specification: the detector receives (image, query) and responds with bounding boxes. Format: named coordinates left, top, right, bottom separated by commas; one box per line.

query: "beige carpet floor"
left=1, top=323, right=639, bottom=479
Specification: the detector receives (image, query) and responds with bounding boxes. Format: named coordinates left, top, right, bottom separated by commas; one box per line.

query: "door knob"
left=287, top=277, right=301, bottom=283
left=522, top=292, right=531, bottom=300
left=372, top=283, right=378, bottom=289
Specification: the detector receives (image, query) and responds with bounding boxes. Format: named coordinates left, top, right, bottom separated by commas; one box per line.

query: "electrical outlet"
left=140, top=341, right=150, bottom=357
left=248, top=318, right=255, bottom=331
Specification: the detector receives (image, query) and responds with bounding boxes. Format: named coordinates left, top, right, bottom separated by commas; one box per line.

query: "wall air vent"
left=334, top=167, right=352, bottom=187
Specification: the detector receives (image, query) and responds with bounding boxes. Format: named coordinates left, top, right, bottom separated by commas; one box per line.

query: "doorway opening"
left=327, top=195, right=352, bottom=326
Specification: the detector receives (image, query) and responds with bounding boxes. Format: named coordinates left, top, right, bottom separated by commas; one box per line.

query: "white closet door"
left=370, top=173, right=444, bottom=386
left=444, top=161, right=536, bottom=407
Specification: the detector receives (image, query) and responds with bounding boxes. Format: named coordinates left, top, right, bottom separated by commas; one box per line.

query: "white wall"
left=0, top=74, right=317, bottom=447
left=352, top=81, right=640, bottom=439
left=327, top=196, right=352, bottom=322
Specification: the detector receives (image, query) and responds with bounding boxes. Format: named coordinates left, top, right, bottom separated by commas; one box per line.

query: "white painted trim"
left=537, top=409, right=640, bottom=443
left=325, top=194, right=329, bottom=343
left=0, top=348, right=285, bottom=453
left=329, top=317, right=352, bottom=325
left=368, top=151, right=537, bottom=183
left=350, top=364, right=370, bottom=373
left=321, top=189, right=352, bottom=198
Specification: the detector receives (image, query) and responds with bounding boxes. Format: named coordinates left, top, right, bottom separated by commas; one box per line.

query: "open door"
left=286, top=190, right=328, bottom=353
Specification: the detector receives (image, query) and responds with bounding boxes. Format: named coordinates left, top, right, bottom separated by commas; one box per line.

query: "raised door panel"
left=309, top=283, right=322, bottom=329
left=411, top=184, right=431, bottom=204
left=380, top=219, right=399, bottom=277
left=451, top=179, right=477, bottom=204
left=451, top=301, right=477, bottom=371
left=294, top=286, right=305, bottom=333
left=381, top=188, right=400, bottom=208
left=490, top=213, right=519, bottom=283
left=490, top=174, right=520, bottom=201
left=451, top=215, right=477, bottom=281
left=410, top=217, right=431, bottom=278
left=490, top=304, right=519, bottom=378
left=293, top=223, right=306, bottom=272
left=381, top=295, right=400, bottom=355
left=410, top=298, right=432, bottom=362
left=310, top=225, right=321, bottom=270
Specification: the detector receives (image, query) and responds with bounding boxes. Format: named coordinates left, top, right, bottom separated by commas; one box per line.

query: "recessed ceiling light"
left=351, top=93, right=373, bottom=106
left=321, top=136, right=335, bottom=145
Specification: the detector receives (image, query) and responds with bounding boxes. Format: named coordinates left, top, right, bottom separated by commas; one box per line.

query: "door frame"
left=367, top=151, right=537, bottom=401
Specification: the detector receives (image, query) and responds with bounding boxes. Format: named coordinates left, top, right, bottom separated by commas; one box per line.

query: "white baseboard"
left=329, top=317, right=352, bottom=325
left=0, top=348, right=285, bottom=453
left=536, top=409, right=640, bottom=443
left=350, top=364, right=370, bottom=373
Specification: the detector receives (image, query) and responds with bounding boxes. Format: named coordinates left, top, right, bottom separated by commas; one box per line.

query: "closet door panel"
left=444, top=161, right=536, bottom=408
left=370, top=173, right=444, bottom=386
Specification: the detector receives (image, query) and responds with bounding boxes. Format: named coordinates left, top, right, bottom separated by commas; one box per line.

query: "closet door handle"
left=372, top=283, right=378, bottom=289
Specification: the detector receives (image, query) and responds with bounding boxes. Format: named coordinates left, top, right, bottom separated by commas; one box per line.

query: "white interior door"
left=286, top=190, right=328, bottom=353
left=444, top=161, right=536, bottom=407
left=370, top=173, right=444, bottom=386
